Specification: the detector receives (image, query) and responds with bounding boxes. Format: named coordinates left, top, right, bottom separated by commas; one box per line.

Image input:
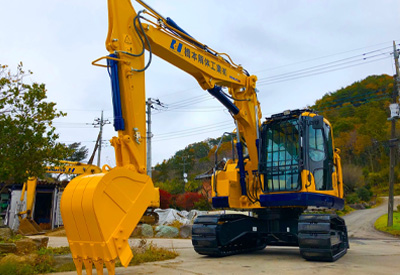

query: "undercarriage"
left=192, top=209, right=349, bottom=262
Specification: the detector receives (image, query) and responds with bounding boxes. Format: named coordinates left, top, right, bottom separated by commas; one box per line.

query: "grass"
left=0, top=240, right=178, bottom=275
left=116, top=239, right=178, bottom=267
left=0, top=234, right=24, bottom=244
left=37, top=246, right=71, bottom=256
left=371, top=183, right=400, bottom=197
left=336, top=204, right=355, bottom=216
left=374, top=212, right=400, bottom=236
left=371, top=197, right=383, bottom=208
left=0, top=254, right=55, bottom=275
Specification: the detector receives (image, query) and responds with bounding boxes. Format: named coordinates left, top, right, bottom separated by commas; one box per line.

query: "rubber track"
left=192, top=214, right=267, bottom=257
left=298, top=214, right=349, bottom=262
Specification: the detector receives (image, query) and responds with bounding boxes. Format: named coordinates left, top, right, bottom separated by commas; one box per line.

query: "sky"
left=1, top=0, right=400, bottom=169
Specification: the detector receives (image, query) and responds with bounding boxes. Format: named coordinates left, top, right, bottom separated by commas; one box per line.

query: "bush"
left=367, top=168, right=399, bottom=188
left=336, top=204, right=355, bottom=216
left=159, top=189, right=172, bottom=209
left=397, top=204, right=400, bottom=212
left=193, top=197, right=212, bottom=211
left=356, top=186, right=373, bottom=202
left=345, top=193, right=360, bottom=204
left=342, top=164, right=363, bottom=193
left=154, top=179, right=184, bottom=195
left=175, top=192, right=202, bottom=210
left=184, top=180, right=202, bottom=192
left=367, top=172, right=386, bottom=188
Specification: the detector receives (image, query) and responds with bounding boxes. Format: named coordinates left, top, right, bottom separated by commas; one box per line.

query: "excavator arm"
left=61, top=1, right=262, bottom=274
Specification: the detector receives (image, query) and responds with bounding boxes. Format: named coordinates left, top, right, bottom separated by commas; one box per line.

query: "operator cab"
left=259, top=109, right=335, bottom=195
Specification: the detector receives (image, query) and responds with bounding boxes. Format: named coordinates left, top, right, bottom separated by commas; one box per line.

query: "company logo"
left=229, top=76, right=240, bottom=83
left=170, top=39, right=183, bottom=53
left=169, top=39, right=228, bottom=78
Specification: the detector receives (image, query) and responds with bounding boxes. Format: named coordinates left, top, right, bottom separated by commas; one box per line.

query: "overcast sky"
left=2, top=0, right=399, bottom=168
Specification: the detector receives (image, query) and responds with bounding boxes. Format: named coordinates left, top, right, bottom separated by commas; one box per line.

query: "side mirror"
left=311, top=115, right=324, bottom=129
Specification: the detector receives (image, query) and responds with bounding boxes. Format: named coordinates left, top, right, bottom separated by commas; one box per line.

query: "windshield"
left=260, top=118, right=301, bottom=192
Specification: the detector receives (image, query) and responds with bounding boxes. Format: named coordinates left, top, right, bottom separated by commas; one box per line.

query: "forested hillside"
left=313, top=74, right=398, bottom=201
left=153, top=74, right=398, bottom=204
left=152, top=136, right=234, bottom=195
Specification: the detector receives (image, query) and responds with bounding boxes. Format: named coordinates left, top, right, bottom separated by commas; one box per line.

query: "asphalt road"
left=343, top=196, right=400, bottom=239
left=48, top=198, right=400, bottom=275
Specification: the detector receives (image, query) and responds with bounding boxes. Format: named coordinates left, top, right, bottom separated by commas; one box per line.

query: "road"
left=344, top=196, right=400, bottom=239
left=48, top=198, right=400, bottom=275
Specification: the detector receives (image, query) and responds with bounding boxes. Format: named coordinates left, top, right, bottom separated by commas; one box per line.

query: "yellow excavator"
left=18, top=161, right=102, bottom=235
left=61, top=1, right=348, bottom=274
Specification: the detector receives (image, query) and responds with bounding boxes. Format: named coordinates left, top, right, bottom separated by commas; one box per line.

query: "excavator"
left=60, top=1, right=349, bottom=274
left=18, top=161, right=102, bottom=235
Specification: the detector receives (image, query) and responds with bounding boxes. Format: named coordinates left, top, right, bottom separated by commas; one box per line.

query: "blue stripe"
left=259, top=192, right=344, bottom=210
left=212, top=196, right=229, bottom=208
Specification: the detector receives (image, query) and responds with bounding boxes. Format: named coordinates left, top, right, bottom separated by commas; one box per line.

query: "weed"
left=0, top=234, right=24, bottom=244
left=38, top=246, right=71, bottom=256
left=336, top=204, right=355, bottom=216
left=168, top=220, right=184, bottom=229
left=33, top=254, right=56, bottom=274
left=0, top=260, right=35, bottom=275
left=0, top=242, right=177, bottom=274
left=0, top=261, right=17, bottom=274
left=112, top=242, right=178, bottom=268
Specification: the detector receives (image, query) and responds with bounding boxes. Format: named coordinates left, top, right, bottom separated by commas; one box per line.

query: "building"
left=2, top=180, right=66, bottom=231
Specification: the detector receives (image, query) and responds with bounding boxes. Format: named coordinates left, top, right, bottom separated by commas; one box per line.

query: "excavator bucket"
left=18, top=218, right=44, bottom=235
left=61, top=167, right=159, bottom=275
left=18, top=178, right=44, bottom=235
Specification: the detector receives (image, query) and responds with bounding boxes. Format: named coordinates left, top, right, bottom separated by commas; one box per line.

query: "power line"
left=153, top=121, right=234, bottom=141
left=155, top=120, right=233, bottom=138
left=254, top=41, right=398, bottom=74
left=149, top=43, right=397, bottom=115
left=164, top=94, right=209, bottom=107
left=258, top=48, right=393, bottom=83
left=153, top=125, right=235, bottom=142
left=258, top=56, right=392, bottom=86
left=257, top=50, right=393, bottom=85
left=149, top=41, right=399, bottom=100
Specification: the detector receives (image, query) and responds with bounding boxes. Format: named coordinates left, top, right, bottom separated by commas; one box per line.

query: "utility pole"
left=92, top=110, right=110, bottom=167
left=146, top=98, right=165, bottom=177
left=180, top=155, right=189, bottom=193
left=388, top=41, right=400, bottom=227
left=146, top=99, right=153, bottom=177
left=88, top=131, right=101, bottom=165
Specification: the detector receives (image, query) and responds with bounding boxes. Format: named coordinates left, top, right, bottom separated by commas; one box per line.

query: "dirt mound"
left=45, top=227, right=66, bottom=237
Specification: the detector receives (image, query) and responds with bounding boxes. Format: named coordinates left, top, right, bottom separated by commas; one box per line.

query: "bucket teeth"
left=72, top=258, right=83, bottom=275
left=93, top=259, right=104, bottom=275
left=83, top=259, right=93, bottom=275
left=105, top=260, right=116, bottom=275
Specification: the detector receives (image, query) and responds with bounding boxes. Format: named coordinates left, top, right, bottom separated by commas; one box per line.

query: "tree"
left=0, top=63, right=71, bottom=189
left=66, top=142, right=89, bottom=162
